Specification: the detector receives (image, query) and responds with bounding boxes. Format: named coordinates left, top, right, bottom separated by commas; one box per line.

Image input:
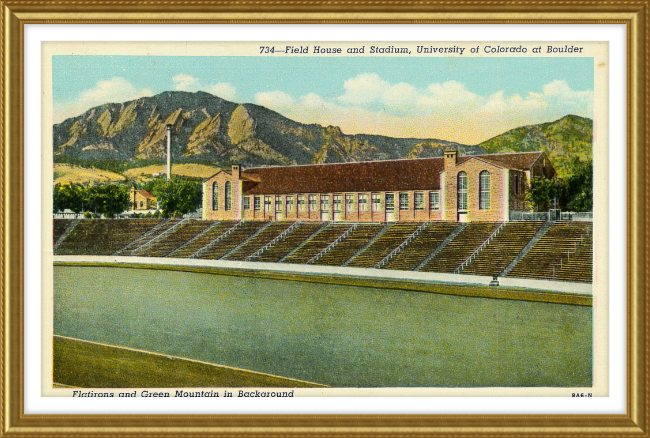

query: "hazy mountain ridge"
left=54, top=91, right=592, bottom=175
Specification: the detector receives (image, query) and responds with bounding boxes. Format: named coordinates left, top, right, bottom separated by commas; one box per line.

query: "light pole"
left=165, top=124, right=172, bottom=181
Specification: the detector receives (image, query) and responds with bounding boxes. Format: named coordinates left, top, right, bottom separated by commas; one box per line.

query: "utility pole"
left=165, top=124, right=172, bottom=181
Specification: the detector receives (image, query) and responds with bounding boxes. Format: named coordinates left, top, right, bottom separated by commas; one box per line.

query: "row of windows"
left=457, top=171, right=491, bottom=211
left=241, top=192, right=441, bottom=212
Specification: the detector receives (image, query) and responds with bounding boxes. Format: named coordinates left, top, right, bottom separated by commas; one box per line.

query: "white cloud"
left=54, top=77, right=153, bottom=123
left=172, top=73, right=200, bottom=91
left=254, top=75, right=593, bottom=144
left=208, top=83, right=236, bottom=101
left=255, top=90, right=295, bottom=109
left=172, top=73, right=237, bottom=100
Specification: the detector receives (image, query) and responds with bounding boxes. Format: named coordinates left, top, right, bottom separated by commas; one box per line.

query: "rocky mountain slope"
left=53, top=91, right=482, bottom=167
left=54, top=91, right=592, bottom=176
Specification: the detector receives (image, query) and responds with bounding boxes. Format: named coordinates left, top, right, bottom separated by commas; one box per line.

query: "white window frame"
left=414, top=192, right=425, bottom=210
left=399, top=192, right=409, bottom=211
left=479, top=171, right=491, bottom=210
left=429, top=192, right=440, bottom=211
left=358, top=194, right=369, bottom=212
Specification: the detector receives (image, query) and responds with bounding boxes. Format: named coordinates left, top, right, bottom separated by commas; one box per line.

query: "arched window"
left=225, top=181, right=232, bottom=211
left=212, top=182, right=218, bottom=211
left=479, top=171, right=491, bottom=210
left=457, top=172, right=468, bottom=211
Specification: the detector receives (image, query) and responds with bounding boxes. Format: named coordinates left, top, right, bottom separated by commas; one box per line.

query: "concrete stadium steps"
left=121, top=219, right=184, bottom=256
left=419, top=222, right=502, bottom=273
left=311, top=224, right=385, bottom=267
left=54, top=219, right=163, bottom=256
left=53, top=219, right=75, bottom=245
left=461, top=221, right=545, bottom=277
left=170, top=221, right=238, bottom=258
left=381, top=222, right=459, bottom=271
left=507, top=221, right=593, bottom=282
left=224, top=222, right=295, bottom=261
left=198, top=221, right=269, bottom=260
left=553, top=233, right=593, bottom=283
left=137, top=220, right=216, bottom=258
left=282, top=224, right=352, bottom=265
left=347, top=222, right=423, bottom=268
left=253, top=222, right=326, bottom=263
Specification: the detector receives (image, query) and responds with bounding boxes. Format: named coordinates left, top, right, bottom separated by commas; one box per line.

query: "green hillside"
left=478, top=115, right=593, bottom=178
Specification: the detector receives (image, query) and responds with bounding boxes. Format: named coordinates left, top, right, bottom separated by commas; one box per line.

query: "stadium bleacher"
left=52, top=218, right=594, bottom=284
left=381, top=222, right=458, bottom=271
left=224, top=222, right=295, bottom=261
left=137, top=220, right=216, bottom=258
left=347, top=222, right=423, bottom=268
left=53, top=219, right=75, bottom=245
left=253, top=222, right=326, bottom=263
left=419, top=222, right=502, bottom=273
left=311, top=224, right=384, bottom=266
left=54, top=219, right=163, bottom=256
left=198, top=221, right=268, bottom=260
left=169, top=221, right=238, bottom=258
left=507, top=221, right=592, bottom=282
left=461, top=221, right=544, bottom=277
left=282, top=224, right=352, bottom=265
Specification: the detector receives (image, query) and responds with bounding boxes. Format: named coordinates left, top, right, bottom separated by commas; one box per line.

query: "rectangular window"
left=244, top=197, right=251, bottom=210
left=385, top=193, right=395, bottom=212
left=309, top=195, right=318, bottom=212
left=264, top=196, right=272, bottom=213
left=399, top=193, right=409, bottom=211
left=372, top=193, right=381, bottom=212
left=298, top=196, right=307, bottom=212
left=333, top=195, right=342, bottom=212
left=346, top=194, right=354, bottom=212
left=414, top=192, right=425, bottom=210
left=275, top=196, right=283, bottom=212
left=429, top=192, right=440, bottom=210
left=286, top=196, right=295, bottom=213
left=480, top=172, right=491, bottom=210
left=254, top=196, right=261, bottom=211
left=358, top=194, right=369, bottom=212
left=321, top=195, right=330, bottom=211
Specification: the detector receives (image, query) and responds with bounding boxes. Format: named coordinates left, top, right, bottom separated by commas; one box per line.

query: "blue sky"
left=53, top=55, right=594, bottom=144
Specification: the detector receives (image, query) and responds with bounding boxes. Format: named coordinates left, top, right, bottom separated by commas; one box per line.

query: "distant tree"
left=53, top=183, right=85, bottom=213
left=151, top=178, right=202, bottom=217
left=564, top=158, right=593, bottom=212
left=526, top=176, right=566, bottom=212
left=86, top=184, right=129, bottom=218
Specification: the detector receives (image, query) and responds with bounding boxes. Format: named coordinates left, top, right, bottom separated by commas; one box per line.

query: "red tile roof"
left=234, top=151, right=544, bottom=196
left=137, top=190, right=156, bottom=200
left=475, top=151, right=543, bottom=170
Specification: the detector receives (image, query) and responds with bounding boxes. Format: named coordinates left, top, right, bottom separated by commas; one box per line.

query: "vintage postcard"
left=42, top=41, right=607, bottom=398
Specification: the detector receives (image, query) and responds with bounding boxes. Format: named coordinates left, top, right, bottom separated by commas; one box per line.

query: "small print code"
left=572, top=393, right=592, bottom=397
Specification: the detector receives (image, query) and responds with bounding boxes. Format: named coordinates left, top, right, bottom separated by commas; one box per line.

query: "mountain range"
left=53, top=91, right=593, bottom=178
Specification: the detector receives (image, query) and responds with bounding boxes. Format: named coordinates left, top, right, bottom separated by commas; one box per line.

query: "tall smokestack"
left=165, top=124, right=172, bottom=181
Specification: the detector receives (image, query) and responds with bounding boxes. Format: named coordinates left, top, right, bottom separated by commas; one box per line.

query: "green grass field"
left=54, top=265, right=593, bottom=388
left=54, top=336, right=324, bottom=388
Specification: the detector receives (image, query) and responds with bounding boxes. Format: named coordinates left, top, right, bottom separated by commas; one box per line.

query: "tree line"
left=526, top=158, right=592, bottom=212
left=53, top=177, right=202, bottom=218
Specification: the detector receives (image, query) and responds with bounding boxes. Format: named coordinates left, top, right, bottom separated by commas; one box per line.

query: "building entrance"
left=385, top=193, right=396, bottom=222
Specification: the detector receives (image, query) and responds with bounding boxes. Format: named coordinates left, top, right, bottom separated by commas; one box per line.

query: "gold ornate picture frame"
left=2, top=1, right=647, bottom=436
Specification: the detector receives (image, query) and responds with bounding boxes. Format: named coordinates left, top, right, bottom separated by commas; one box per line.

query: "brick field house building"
left=202, top=150, right=556, bottom=223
